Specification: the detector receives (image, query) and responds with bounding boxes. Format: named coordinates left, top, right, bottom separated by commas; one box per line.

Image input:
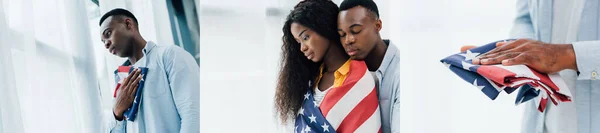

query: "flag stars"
left=321, top=123, right=330, bottom=132
left=461, top=61, right=475, bottom=70
left=304, top=93, right=310, bottom=100
left=460, top=50, right=480, bottom=61
left=442, top=62, right=451, bottom=68
left=303, top=125, right=312, bottom=133
left=308, top=114, right=317, bottom=123
left=473, top=79, right=485, bottom=90
left=298, top=107, right=305, bottom=116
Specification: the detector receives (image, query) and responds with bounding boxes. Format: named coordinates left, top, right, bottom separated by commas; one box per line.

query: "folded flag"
left=440, top=39, right=572, bottom=112
left=114, top=66, right=148, bottom=121
left=295, top=60, right=381, bottom=133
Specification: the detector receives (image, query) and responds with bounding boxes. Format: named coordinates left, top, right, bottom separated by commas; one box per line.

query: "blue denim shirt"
left=374, top=40, right=400, bottom=133
left=107, top=42, right=199, bottom=133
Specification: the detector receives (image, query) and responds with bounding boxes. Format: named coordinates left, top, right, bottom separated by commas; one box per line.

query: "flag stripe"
left=118, top=66, right=131, bottom=72
left=114, top=84, right=121, bottom=97
left=320, top=61, right=368, bottom=116
left=354, top=107, right=382, bottom=133
left=323, top=69, right=374, bottom=129
left=339, top=89, right=381, bottom=133
left=549, top=73, right=571, bottom=97
left=528, top=67, right=561, bottom=92
left=476, top=65, right=517, bottom=84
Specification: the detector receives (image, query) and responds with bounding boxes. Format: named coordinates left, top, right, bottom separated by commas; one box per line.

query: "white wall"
left=392, top=0, right=522, bottom=133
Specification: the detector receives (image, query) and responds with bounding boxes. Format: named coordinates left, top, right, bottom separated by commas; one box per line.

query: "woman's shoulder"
left=348, top=60, right=368, bottom=71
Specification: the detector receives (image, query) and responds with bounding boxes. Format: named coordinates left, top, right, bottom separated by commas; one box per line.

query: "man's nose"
left=104, top=40, right=112, bottom=49
left=344, top=35, right=355, bottom=45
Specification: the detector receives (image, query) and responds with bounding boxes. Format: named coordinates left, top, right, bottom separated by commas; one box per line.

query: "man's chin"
left=114, top=53, right=126, bottom=58
left=349, top=56, right=365, bottom=61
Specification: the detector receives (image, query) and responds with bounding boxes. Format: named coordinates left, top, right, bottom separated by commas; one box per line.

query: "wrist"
left=558, top=44, right=578, bottom=71
left=113, top=108, right=124, bottom=121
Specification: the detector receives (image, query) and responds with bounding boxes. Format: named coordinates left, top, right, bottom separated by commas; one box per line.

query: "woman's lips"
left=306, top=53, right=314, bottom=60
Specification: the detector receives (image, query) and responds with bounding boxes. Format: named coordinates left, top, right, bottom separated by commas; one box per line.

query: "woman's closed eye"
left=302, top=34, right=310, bottom=41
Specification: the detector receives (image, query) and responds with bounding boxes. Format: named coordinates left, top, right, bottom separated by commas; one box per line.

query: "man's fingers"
left=128, top=75, right=143, bottom=94
left=130, top=83, right=139, bottom=97
left=479, top=47, right=518, bottom=59
left=479, top=41, right=527, bottom=59
left=495, top=41, right=511, bottom=47
left=472, top=58, right=481, bottom=65
left=121, top=69, right=135, bottom=87
left=502, top=53, right=529, bottom=66
left=480, top=52, right=521, bottom=65
left=123, top=68, right=138, bottom=86
left=481, top=39, right=525, bottom=57
left=460, top=45, right=477, bottom=52
left=132, top=68, right=141, bottom=78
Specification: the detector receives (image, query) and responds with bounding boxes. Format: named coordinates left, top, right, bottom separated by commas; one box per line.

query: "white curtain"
left=0, top=0, right=102, bottom=133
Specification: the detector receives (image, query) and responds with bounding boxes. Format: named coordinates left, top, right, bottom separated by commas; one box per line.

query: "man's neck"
left=364, top=39, right=388, bottom=71
left=323, top=44, right=349, bottom=73
left=127, top=37, right=147, bottom=65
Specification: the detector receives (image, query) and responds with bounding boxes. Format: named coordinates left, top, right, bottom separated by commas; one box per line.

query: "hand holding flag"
left=113, top=66, right=149, bottom=121
left=471, top=38, right=577, bottom=74
left=113, top=68, right=142, bottom=121
left=442, top=39, right=572, bottom=112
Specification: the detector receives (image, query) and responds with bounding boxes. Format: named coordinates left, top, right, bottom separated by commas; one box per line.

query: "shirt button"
left=592, top=71, right=597, bottom=80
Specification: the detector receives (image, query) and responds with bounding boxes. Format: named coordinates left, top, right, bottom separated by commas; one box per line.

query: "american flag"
left=114, top=66, right=148, bottom=121
left=440, top=39, right=572, bottom=112
left=295, top=60, right=382, bottom=133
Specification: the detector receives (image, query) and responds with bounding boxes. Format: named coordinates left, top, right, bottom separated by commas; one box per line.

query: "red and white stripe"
left=113, top=66, right=132, bottom=98
left=319, top=61, right=382, bottom=133
left=476, top=64, right=572, bottom=112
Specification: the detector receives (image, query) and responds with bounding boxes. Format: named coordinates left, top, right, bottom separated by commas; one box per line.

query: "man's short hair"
left=339, top=0, right=380, bottom=19
left=99, top=8, right=138, bottom=26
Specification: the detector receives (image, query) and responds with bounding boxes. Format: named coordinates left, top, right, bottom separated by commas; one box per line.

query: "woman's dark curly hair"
left=276, top=0, right=342, bottom=123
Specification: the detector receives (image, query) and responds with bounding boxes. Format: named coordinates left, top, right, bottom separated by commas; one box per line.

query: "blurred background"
left=200, top=0, right=523, bottom=133
left=0, top=0, right=199, bottom=132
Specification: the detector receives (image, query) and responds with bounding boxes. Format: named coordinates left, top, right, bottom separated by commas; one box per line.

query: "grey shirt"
left=375, top=40, right=400, bottom=133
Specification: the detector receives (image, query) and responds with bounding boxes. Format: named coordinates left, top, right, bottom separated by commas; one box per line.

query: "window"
left=1, top=0, right=103, bottom=132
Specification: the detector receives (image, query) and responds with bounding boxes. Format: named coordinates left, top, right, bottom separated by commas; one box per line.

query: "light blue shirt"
left=374, top=40, right=400, bottom=133
left=511, top=0, right=600, bottom=133
left=107, top=41, right=200, bottom=133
